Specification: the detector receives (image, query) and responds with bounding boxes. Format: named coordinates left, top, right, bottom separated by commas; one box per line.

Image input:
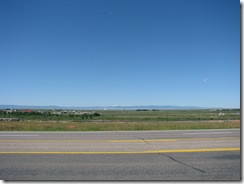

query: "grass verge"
left=0, top=120, right=240, bottom=131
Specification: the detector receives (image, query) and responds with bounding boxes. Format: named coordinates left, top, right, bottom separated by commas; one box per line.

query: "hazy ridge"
left=0, top=104, right=212, bottom=110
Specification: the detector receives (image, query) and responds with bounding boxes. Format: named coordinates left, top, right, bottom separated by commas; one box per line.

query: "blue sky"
left=0, top=0, right=240, bottom=108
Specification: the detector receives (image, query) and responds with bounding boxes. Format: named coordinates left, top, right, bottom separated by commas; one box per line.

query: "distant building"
left=22, top=109, right=32, bottom=113
left=0, top=118, right=20, bottom=121
left=5, top=109, right=18, bottom=114
left=218, top=112, right=225, bottom=116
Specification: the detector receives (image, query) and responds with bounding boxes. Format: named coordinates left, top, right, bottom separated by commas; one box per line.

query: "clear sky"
left=0, top=0, right=240, bottom=108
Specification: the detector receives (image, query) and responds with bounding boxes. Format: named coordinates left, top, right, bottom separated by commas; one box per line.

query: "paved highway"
left=0, top=129, right=240, bottom=180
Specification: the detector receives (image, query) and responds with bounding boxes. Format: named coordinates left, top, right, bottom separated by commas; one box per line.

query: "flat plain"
left=0, top=109, right=240, bottom=131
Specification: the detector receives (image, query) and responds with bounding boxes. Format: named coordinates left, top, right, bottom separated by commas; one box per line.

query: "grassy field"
left=0, top=109, right=240, bottom=131
left=0, top=109, right=240, bottom=121
left=0, top=120, right=240, bottom=131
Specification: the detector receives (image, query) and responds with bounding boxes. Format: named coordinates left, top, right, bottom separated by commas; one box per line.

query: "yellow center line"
left=0, top=148, right=240, bottom=154
left=144, top=147, right=240, bottom=153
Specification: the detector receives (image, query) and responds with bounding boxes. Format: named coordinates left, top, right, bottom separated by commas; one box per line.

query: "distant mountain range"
left=0, top=104, right=212, bottom=110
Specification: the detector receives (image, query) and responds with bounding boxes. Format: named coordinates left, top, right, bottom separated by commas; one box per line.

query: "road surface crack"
left=134, top=136, right=206, bottom=174
left=134, top=136, right=150, bottom=145
left=158, top=153, right=206, bottom=173
left=134, top=136, right=156, bottom=149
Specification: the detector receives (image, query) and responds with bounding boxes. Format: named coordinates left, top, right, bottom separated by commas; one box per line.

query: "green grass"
left=0, top=120, right=240, bottom=131
left=0, top=109, right=240, bottom=131
left=93, top=109, right=240, bottom=122
left=0, top=109, right=240, bottom=122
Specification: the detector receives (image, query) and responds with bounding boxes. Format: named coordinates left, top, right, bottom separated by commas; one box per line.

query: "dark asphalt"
left=0, top=151, right=240, bottom=180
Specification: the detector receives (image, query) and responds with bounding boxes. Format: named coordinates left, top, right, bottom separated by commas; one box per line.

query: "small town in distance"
left=0, top=108, right=101, bottom=122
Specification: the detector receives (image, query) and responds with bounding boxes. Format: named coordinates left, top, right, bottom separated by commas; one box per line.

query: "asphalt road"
left=0, top=129, right=240, bottom=180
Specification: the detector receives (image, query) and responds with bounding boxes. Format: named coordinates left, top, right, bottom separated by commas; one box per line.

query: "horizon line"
left=0, top=104, right=239, bottom=109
